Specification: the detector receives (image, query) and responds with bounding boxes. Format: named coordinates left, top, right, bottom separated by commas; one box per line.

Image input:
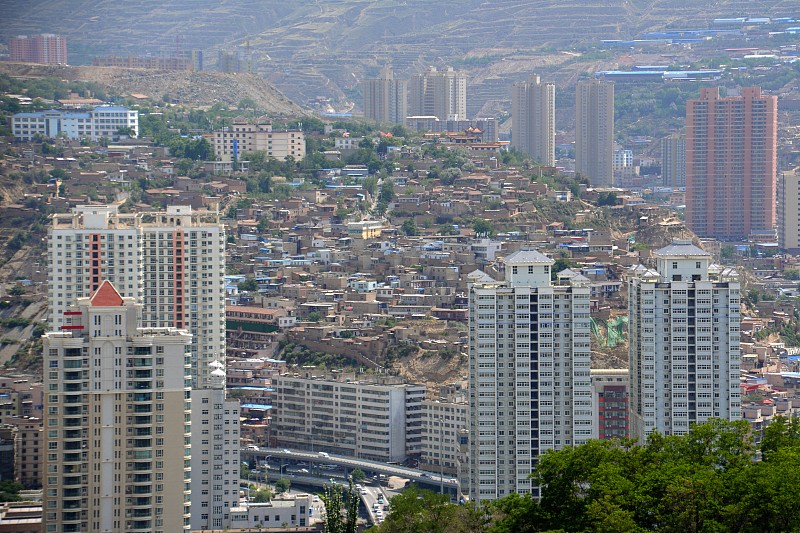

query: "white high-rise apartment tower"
left=43, top=281, right=191, bottom=533
left=628, top=240, right=741, bottom=440
left=511, top=74, right=555, bottom=166
left=468, top=250, right=593, bottom=504
left=48, top=205, right=238, bottom=530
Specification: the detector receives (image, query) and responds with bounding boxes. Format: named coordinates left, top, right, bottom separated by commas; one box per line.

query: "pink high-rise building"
left=9, top=34, right=67, bottom=65
left=685, top=87, right=777, bottom=241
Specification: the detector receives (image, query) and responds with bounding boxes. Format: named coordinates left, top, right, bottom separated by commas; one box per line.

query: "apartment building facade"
left=511, top=74, right=555, bottom=166
left=10, top=34, right=67, bottom=64
left=362, top=67, right=407, bottom=124
left=468, top=250, right=593, bottom=503
left=48, top=205, right=237, bottom=530
left=420, top=399, right=468, bottom=488
left=661, top=134, right=686, bottom=188
left=777, top=167, right=800, bottom=254
left=12, top=107, right=139, bottom=142
left=628, top=240, right=741, bottom=440
left=685, top=87, right=777, bottom=241
left=575, top=79, right=614, bottom=186
left=589, top=369, right=629, bottom=439
left=408, top=66, right=467, bottom=122
left=43, top=282, right=191, bottom=533
left=213, top=120, right=305, bottom=163
left=272, top=373, right=425, bottom=462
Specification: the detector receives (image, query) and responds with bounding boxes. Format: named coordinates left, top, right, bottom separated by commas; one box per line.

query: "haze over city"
left=0, top=1, right=799, bottom=531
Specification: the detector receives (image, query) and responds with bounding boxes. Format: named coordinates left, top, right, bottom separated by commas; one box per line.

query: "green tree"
left=376, top=486, right=456, bottom=533
left=350, top=468, right=366, bottom=483
left=274, top=478, right=290, bottom=494
left=473, top=219, right=494, bottom=237
left=597, top=191, right=619, bottom=206
left=784, top=269, right=800, bottom=280
left=379, top=178, right=395, bottom=203
left=238, top=278, right=258, bottom=292
left=0, top=481, right=22, bottom=502
left=252, top=488, right=273, bottom=503
left=321, top=480, right=360, bottom=533
left=401, top=219, right=419, bottom=236
left=307, top=311, right=323, bottom=323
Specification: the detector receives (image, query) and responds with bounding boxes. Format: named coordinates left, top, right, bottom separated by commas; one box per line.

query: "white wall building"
left=12, top=106, right=139, bottom=142
left=228, top=494, right=318, bottom=529
left=468, top=250, right=593, bottom=504
left=43, top=281, right=191, bottom=533
left=273, top=373, right=425, bottom=462
left=628, top=240, right=741, bottom=440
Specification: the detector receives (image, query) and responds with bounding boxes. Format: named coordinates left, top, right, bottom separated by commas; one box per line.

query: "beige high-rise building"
left=213, top=119, right=305, bottom=163
left=778, top=168, right=800, bottom=254
left=408, top=66, right=467, bottom=122
left=48, top=205, right=239, bottom=530
left=575, top=79, right=614, bottom=186
left=43, top=281, right=191, bottom=533
left=511, top=74, right=555, bottom=166
left=48, top=205, right=225, bottom=389
left=362, top=67, right=407, bottom=124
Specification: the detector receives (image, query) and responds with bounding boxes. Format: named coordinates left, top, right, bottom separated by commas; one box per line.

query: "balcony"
left=62, top=453, right=82, bottom=463
left=63, top=465, right=83, bottom=474
left=62, top=488, right=82, bottom=498
left=64, top=406, right=84, bottom=416
left=127, top=450, right=152, bottom=460
left=64, top=383, right=83, bottom=392
left=63, top=371, right=83, bottom=381
left=127, top=463, right=152, bottom=472
left=129, top=438, right=151, bottom=449
left=126, top=497, right=151, bottom=507
left=63, top=441, right=83, bottom=451
left=127, top=427, right=151, bottom=437
left=127, top=485, right=151, bottom=495
left=127, top=473, right=151, bottom=484
left=130, top=415, right=151, bottom=425
left=127, top=520, right=152, bottom=531
left=126, top=509, right=152, bottom=518
left=129, top=393, right=152, bottom=402
left=63, top=476, right=82, bottom=486
left=63, top=429, right=83, bottom=439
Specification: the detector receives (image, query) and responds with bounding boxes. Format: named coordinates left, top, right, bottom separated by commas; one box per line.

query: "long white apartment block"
left=468, top=250, right=593, bottom=504
left=43, top=282, right=191, bottom=533
left=628, top=240, right=741, bottom=440
left=273, top=372, right=425, bottom=463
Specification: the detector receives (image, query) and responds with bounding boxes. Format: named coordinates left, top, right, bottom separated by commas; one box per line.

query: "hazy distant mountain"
left=0, top=0, right=793, bottom=112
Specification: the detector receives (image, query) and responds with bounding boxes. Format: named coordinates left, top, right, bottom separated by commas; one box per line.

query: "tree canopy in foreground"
left=374, top=418, right=800, bottom=532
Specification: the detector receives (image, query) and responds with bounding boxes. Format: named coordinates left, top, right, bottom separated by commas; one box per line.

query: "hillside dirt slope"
left=0, top=63, right=306, bottom=115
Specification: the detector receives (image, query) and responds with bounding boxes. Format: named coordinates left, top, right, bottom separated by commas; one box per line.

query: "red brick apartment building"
left=685, top=87, right=777, bottom=241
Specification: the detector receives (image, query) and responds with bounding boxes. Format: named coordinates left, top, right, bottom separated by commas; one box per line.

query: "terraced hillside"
left=0, top=0, right=795, bottom=112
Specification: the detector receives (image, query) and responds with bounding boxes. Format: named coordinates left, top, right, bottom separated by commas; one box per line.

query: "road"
left=242, top=448, right=459, bottom=496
